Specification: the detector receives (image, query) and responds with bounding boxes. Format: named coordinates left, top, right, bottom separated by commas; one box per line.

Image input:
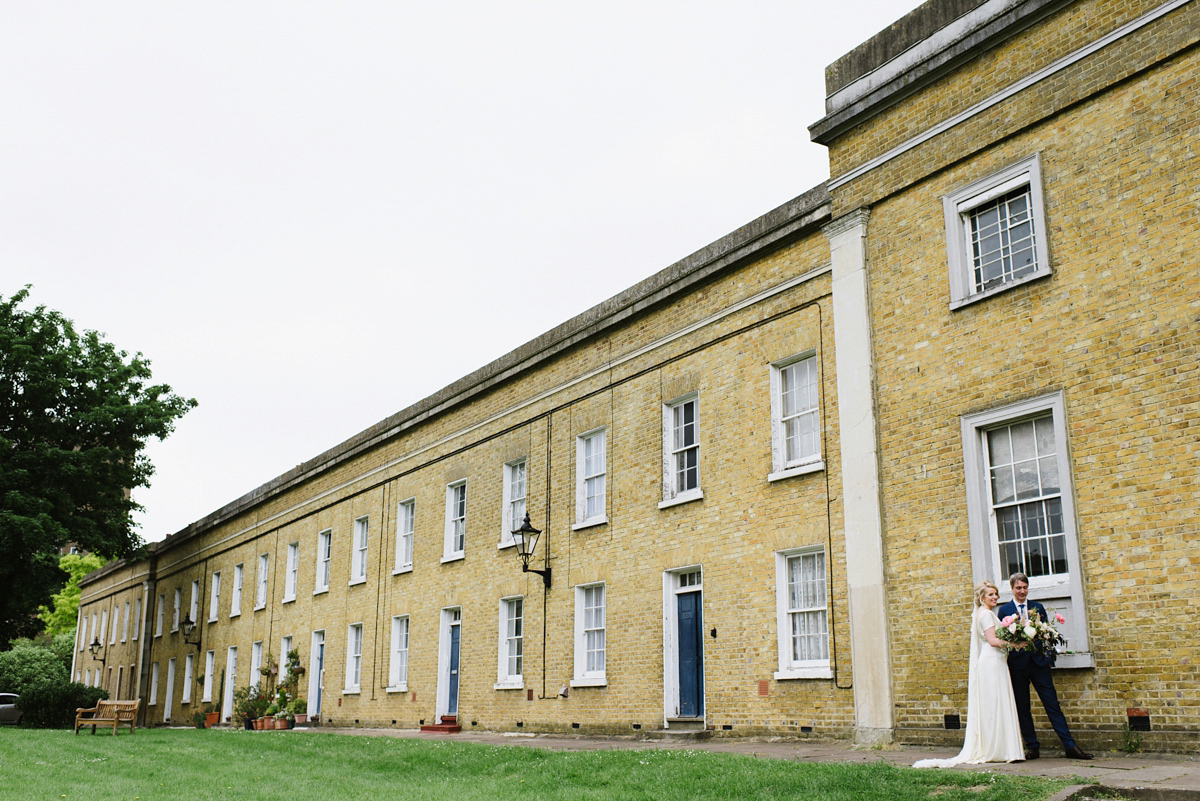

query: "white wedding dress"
left=914, top=606, right=1024, bottom=767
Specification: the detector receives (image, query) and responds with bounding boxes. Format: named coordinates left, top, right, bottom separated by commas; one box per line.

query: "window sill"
left=254, top=605, right=266, bottom=612
left=229, top=612, right=240, bottom=620
left=282, top=597, right=295, bottom=605
left=386, top=684, right=409, bottom=694
left=1053, top=652, right=1094, bottom=669
left=768, top=461, right=825, bottom=483
left=441, top=553, right=465, bottom=564
left=313, top=587, right=329, bottom=596
left=207, top=617, right=218, bottom=624
left=348, top=578, right=367, bottom=587
left=392, top=566, right=413, bottom=576
left=494, top=680, right=524, bottom=691
left=658, top=491, right=704, bottom=510
left=496, top=541, right=515, bottom=550
left=342, top=689, right=360, bottom=696
left=572, top=516, right=609, bottom=532
left=570, top=676, right=607, bottom=688
left=774, top=666, right=834, bottom=680
left=948, top=268, right=1052, bottom=311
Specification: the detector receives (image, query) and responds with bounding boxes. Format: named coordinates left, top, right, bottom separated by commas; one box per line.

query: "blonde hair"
left=974, top=580, right=999, bottom=607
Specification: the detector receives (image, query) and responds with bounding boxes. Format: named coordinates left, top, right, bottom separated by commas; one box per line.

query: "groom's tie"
left=1018, top=603, right=1027, bottom=620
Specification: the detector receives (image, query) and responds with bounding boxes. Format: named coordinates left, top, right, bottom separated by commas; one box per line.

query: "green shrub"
left=18, top=677, right=107, bottom=728
left=0, top=642, right=68, bottom=696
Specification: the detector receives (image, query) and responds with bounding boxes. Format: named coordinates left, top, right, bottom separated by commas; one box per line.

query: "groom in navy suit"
left=998, top=572, right=1092, bottom=760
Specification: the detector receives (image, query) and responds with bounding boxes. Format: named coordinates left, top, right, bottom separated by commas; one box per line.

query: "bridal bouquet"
left=997, top=610, right=1066, bottom=654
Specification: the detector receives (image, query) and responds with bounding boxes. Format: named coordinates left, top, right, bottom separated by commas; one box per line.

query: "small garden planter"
left=205, top=712, right=220, bottom=727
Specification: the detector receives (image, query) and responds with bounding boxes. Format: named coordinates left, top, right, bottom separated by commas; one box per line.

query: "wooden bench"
left=74, top=699, right=141, bottom=735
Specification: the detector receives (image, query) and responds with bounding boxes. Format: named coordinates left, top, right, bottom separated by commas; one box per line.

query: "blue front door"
left=677, top=591, right=703, bottom=717
left=448, top=623, right=460, bottom=715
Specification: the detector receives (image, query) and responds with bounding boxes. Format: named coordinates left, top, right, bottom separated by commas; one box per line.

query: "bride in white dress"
left=914, top=580, right=1024, bottom=768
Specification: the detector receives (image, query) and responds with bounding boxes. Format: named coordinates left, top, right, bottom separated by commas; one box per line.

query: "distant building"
left=78, top=0, right=1199, bottom=751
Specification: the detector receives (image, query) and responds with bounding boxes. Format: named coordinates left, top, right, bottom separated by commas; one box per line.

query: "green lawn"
left=0, top=728, right=1068, bottom=801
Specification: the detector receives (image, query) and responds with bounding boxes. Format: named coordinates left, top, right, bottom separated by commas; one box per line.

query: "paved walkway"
left=319, top=726, right=1200, bottom=799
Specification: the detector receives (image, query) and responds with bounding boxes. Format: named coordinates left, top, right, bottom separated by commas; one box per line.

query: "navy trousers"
left=1008, top=661, right=1076, bottom=750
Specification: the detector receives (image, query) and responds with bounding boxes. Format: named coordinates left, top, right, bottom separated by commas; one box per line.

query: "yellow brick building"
left=77, top=0, right=1199, bottom=751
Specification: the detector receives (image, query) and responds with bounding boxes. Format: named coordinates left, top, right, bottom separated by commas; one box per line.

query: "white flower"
left=1008, top=623, right=1018, bottom=633
left=1023, top=625, right=1037, bottom=639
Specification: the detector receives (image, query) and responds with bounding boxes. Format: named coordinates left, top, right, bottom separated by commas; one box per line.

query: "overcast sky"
left=2, top=1, right=921, bottom=543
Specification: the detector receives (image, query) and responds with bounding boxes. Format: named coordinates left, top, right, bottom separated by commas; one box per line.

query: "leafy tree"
left=0, top=287, right=196, bottom=648
left=38, top=553, right=106, bottom=636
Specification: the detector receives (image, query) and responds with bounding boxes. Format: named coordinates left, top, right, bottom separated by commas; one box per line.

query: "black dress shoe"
left=1025, top=747, right=1040, bottom=760
left=1064, top=746, right=1093, bottom=760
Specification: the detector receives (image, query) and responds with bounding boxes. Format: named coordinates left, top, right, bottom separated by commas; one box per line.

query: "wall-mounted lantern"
left=181, top=613, right=203, bottom=650
left=511, top=513, right=551, bottom=588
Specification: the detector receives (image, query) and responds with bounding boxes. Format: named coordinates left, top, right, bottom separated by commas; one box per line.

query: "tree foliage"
left=0, top=287, right=196, bottom=648
left=38, top=553, right=106, bottom=636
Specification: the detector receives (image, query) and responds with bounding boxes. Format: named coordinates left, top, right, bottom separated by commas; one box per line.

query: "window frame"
left=202, top=650, right=215, bottom=703
left=149, top=661, right=159, bottom=706
left=660, top=393, right=703, bottom=508
left=394, top=500, right=415, bottom=574
left=388, top=615, right=410, bottom=692
left=571, top=583, right=607, bottom=687
left=574, top=428, right=608, bottom=529
left=255, top=553, right=269, bottom=610
left=944, top=153, right=1051, bottom=310
left=499, top=459, right=527, bottom=549
left=769, top=353, right=825, bottom=481
left=208, top=571, right=221, bottom=623
left=284, top=542, right=299, bottom=602
left=251, top=641, right=263, bottom=683
left=315, top=529, right=332, bottom=593
left=351, top=516, right=369, bottom=585
left=181, top=653, right=194, bottom=703
left=774, top=546, right=833, bottom=680
left=121, top=601, right=130, bottom=643
left=231, top=563, right=243, bottom=617
left=173, top=588, right=183, bottom=633
left=443, top=480, right=467, bottom=562
left=345, top=623, right=363, bottom=694
left=495, top=596, right=524, bottom=689
left=155, top=595, right=164, bottom=638
left=280, top=636, right=292, bottom=682
left=961, top=390, right=1091, bottom=666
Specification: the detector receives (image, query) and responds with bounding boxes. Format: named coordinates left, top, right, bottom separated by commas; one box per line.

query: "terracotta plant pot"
left=293, top=714, right=308, bottom=725
left=255, top=718, right=265, bottom=730
left=205, top=712, right=220, bottom=727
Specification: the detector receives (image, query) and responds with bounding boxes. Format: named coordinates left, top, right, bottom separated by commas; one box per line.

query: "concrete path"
left=317, top=726, right=1200, bottom=799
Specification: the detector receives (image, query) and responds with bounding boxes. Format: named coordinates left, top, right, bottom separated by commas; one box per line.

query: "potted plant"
left=233, top=685, right=257, bottom=730
left=192, top=709, right=207, bottom=729
left=204, top=702, right=220, bottom=728
left=290, top=698, right=308, bottom=725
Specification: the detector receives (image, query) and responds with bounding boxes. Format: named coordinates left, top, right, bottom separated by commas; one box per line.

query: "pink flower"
left=1000, top=615, right=1017, bottom=627
left=1055, top=613, right=1065, bottom=624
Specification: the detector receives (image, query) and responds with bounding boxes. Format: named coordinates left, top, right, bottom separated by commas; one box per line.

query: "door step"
left=643, top=728, right=713, bottom=740
left=420, top=715, right=462, bottom=734
left=645, top=719, right=711, bottom=740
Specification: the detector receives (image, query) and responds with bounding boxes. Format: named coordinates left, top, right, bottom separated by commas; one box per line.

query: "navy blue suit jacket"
left=996, top=599, right=1056, bottom=668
